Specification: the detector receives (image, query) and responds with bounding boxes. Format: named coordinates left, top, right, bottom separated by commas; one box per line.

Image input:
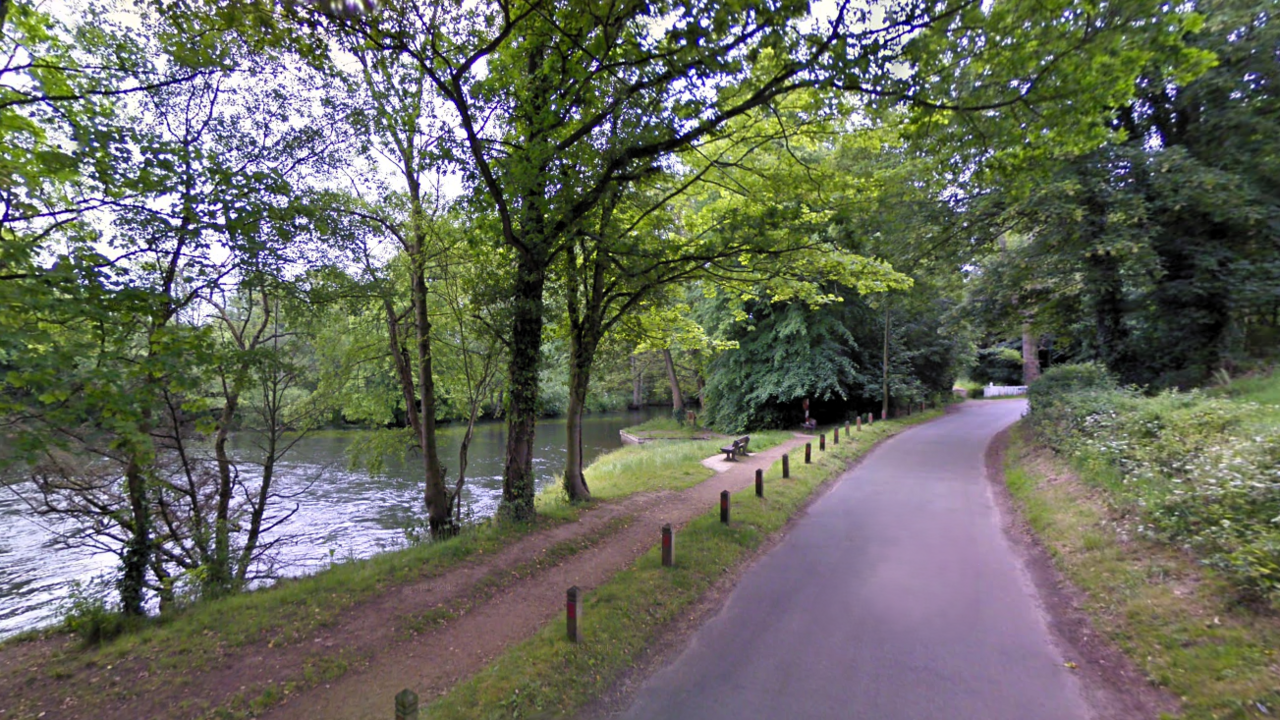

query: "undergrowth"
left=1026, top=363, right=1280, bottom=606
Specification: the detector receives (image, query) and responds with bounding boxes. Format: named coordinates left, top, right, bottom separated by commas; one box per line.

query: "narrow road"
left=621, top=400, right=1090, bottom=720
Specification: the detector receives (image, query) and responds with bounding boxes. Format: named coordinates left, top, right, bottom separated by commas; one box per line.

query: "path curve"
left=619, top=400, right=1093, bottom=720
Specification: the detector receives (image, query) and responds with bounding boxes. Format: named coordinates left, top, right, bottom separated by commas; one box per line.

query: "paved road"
left=620, top=400, right=1090, bottom=720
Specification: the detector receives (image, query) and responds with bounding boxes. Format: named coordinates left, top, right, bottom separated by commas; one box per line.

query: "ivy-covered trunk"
left=120, top=452, right=151, bottom=617
left=502, top=250, right=547, bottom=521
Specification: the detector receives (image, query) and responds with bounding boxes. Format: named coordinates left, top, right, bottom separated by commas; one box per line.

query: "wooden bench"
left=720, top=435, right=751, bottom=461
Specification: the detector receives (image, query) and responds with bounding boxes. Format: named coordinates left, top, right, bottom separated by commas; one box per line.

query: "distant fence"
left=983, top=385, right=1027, bottom=397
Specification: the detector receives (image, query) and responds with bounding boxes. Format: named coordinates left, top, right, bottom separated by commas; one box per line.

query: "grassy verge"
left=421, top=412, right=941, bottom=719
left=619, top=416, right=718, bottom=440
left=1004, top=424, right=1280, bottom=719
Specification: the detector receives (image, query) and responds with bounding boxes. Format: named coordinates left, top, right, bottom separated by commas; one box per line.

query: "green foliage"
left=958, top=0, right=1280, bottom=389
left=59, top=579, right=134, bottom=647
left=1027, top=368, right=1280, bottom=605
left=969, top=347, right=1024, bottom=385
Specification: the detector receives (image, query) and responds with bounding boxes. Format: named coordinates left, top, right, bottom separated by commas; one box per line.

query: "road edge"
left=984, top=423, right=1179, bottom=720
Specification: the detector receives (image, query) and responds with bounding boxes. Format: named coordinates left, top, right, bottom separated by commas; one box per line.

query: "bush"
left=1026, top=374, right=1280, bottom=606
left=1028, top=362, right=1116, bottom=399
left=60, top=579, right=133, bottom=646
left=970, top=347, right=1024, bottom=385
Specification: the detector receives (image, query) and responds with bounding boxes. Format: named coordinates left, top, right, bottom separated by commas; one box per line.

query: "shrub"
left=60, top=579, right=133, bottom=646
left=1026, top=372, right=1280, bottom=606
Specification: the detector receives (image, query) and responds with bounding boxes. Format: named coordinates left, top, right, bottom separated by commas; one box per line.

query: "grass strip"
left=421, top=412, right=943, bottom=719
left=1004, top=424, right=1280, bottom=720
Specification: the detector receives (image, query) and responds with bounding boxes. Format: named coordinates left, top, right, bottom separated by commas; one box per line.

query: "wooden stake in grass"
left=819, top=434, right=825, bottom=451
left=720, top=490, right=730, bottom=524
left=566, top=586, right=581, bottom=643
left=845, top=420, right=850, bottom=436
left=857, top=416, right=862, bottom=432
left=755, top=468, right=763, bottom=497
left=395, top=689, right=419, bottom=720
left=782, top=453, right=790, bottom=478
left=661, top=524, right=674, bottom=567
left=805, top=443, right=812, bottom=464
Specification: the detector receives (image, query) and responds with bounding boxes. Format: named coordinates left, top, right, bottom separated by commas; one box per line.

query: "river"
left=0, top=409, right=659, bottom=639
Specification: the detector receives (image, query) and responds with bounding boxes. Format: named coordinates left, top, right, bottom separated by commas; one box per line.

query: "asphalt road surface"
left=620, top=399, right=1090, bottom=720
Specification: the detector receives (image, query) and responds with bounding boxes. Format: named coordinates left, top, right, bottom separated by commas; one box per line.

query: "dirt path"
left=0, top=435, right=812, bottom=720
left=264, top=435, right=811, bottom=720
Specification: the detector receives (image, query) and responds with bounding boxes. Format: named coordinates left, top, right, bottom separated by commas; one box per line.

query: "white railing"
left=983, top=385, right=1028, bottom=397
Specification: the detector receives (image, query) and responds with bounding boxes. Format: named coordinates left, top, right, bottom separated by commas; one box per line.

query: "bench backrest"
left=736, top=435, right=749, bottom=446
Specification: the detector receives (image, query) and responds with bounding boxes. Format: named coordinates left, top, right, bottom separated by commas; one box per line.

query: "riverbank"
left=0, top=414, right=939, bottom=720
left=0, top=429, right=791, bottom=719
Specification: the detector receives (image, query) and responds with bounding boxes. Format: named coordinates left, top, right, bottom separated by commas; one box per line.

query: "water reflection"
left=0, top=409, right=659, bottom=638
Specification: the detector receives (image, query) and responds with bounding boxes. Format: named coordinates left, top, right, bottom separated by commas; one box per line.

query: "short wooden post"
left=566, top=586, right=580, bottom=643
left=819, top=434, right=825, bottom=451
left=782, top=453, right=790, bottom=478
left=395, top=689, right=419, bottom=720
left=661, top=524, right=674, bottom=567
left=833, top=427, right=839, bottom=444
left=845, top=421, right=851, bottom=435
left=856, top=415, right=862, bottom=432
left=755, top=468, right=764, bottom=497
left=805, top=443, right=812, bottom=464
left=720, top=490, right=730, bottom=524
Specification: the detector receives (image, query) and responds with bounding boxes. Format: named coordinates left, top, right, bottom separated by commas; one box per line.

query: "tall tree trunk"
left=501, top=250, right=547, bottom=521
left=663, top=349, right=684, bottom=413
left=236, top=427, right=277, bottom=585
left=881, top=302, right=891, bottom=420
left=209, top=390, right=239, bottom=596
left=563, top=331, right=596, bottom=501
left=564, top=368, right=591, bottom=501
left=412, top=266, right=451, bottom=536
left=1021, top=320, right=1041, bottom=385
left=631, top=355, right=642, bottom=408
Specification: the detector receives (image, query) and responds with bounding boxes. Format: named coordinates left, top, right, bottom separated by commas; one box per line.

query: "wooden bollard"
left=661, top=524, right=674, bottom=567
left=833, top=427, right=839, bottom=444
left=819, top=434, right=825, bottom=451
left=856, top=415, right=862, bottom=432
left=782, top=453, right=790, bottom=478
left=395, top=689, right=419, bottom=720
left=566, top=586, right=580, bottom=643
left=755, top=468, right=764, bottom=497
left=845, top=421, right=851, bottom=435
left=805, top=443, right=812, bottom=464
left=720, top=490, right=730, bottom=524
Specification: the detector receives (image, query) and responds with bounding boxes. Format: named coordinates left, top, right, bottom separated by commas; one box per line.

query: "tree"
left=306, top=0, right=1201, bottom=519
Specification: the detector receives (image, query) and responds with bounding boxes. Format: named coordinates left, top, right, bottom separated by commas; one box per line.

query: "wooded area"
left=1, top=0, right=1274, bottom=622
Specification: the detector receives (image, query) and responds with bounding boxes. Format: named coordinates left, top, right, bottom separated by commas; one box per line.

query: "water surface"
left=0, top=409, right=658, bottom=638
